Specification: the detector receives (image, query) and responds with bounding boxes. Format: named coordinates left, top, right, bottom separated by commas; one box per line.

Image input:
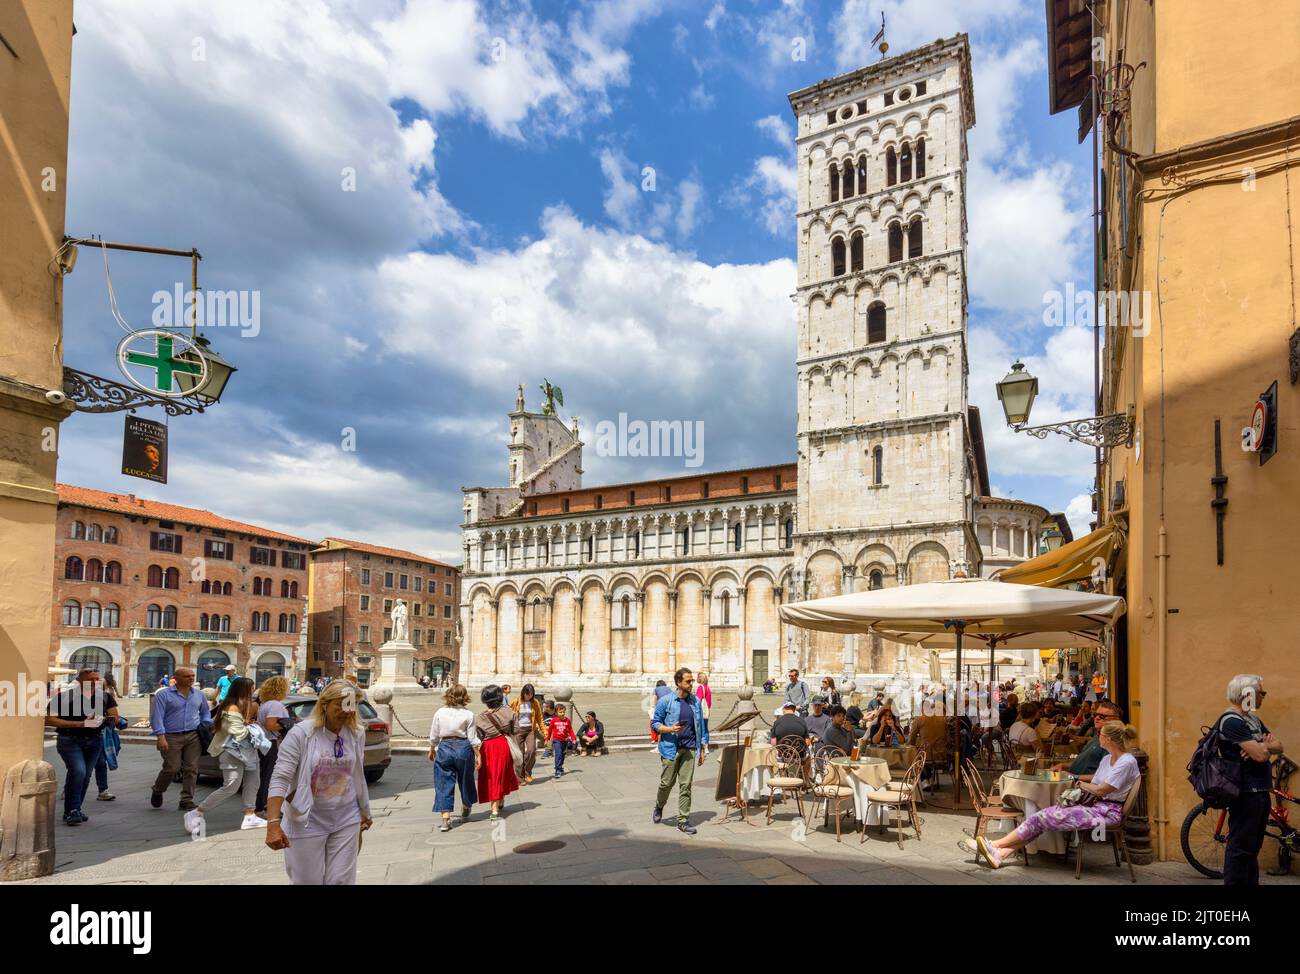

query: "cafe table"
left=997, top=769, right=1074, bottom=855
left=861, top=744, right=918, bottom=772
left=739, top=742, right=777, bottom=801
left=826, top=755, right=892, bottom=824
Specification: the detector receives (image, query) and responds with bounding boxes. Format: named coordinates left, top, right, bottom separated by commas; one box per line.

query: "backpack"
left=1187, top=711, right=1243, bottom=808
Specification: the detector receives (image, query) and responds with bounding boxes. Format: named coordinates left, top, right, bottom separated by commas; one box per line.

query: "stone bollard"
left=0, top=759, right=57, bottom=881
left=369, top=687, right=395, bottom=738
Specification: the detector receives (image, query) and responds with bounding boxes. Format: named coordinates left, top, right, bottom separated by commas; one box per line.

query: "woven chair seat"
left=865, top=787, right=909, bottom=803
left=813, top=785, right=855, bottom=798
left=769, top=776, right=806, bottom=788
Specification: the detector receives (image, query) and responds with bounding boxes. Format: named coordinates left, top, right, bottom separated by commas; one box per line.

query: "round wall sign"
left=116, top=329, right=209, bottom=398
left=1249, top=399, right=1267, bottom=452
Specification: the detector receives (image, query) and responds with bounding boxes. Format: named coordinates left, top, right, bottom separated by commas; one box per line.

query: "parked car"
left=197, top=693, right=392, bottom=785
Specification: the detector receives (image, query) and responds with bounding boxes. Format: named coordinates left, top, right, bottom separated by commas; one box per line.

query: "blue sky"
left=57, top=0, right=1102, bottom=560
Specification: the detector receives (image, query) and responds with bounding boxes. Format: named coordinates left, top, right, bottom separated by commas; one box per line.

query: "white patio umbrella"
left=778, top=578, right=1125, bottom=801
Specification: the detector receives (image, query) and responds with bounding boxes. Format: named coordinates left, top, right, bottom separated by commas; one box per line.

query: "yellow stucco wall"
left=1099, top=0, right=1300, bottom=864
left=0, top=0, right=75, bottom=789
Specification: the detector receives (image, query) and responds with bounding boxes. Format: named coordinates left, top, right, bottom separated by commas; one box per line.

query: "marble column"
left=543, top=597, right=554, bottom=673
left=667, top=590, right=678, bottom=672
left=603, top=594, right=614, bottom=679
left=737, top=585, right=748, bottom=687
left=636, top=591, right=646, bottom=676
left=515, top=597, right=526, bottom=677
left=841, top=566, right=857, bottom=681
left=487, top=598, right=500, bottom=676
left=700, top=587, right=712, bottom=672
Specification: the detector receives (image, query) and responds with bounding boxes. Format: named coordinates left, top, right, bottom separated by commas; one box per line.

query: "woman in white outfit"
left=265, top=680, right=372, bottom=885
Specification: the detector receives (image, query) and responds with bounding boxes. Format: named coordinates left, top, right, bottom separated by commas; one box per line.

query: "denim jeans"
left=56, top=735, right=104, bottom=819
left=553, top=739, right=568, bottom=775
left=433, top=738, right=477, bottom=813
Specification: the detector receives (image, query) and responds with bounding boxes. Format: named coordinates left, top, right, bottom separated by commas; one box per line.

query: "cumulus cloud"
left=598, top=149, right=706, bottom=241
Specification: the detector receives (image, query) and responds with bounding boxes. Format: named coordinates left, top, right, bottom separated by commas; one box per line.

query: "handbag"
left=1058, top=787, right=1098, bottom=807
left=488, top=710, right=525, bottom=776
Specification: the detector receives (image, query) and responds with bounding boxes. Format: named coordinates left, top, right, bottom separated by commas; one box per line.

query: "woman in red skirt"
left=473, top=685, right=518, bottom=821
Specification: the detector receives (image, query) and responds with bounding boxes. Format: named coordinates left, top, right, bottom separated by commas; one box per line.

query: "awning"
left=994, top=522, right=1124, bottom=589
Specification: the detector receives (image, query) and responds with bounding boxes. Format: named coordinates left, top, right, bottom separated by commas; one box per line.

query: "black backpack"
left=1187, top=711, right=1243, bottom=808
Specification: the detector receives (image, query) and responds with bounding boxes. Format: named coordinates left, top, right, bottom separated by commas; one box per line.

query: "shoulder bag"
left=488, top=709, right=524, bottom=777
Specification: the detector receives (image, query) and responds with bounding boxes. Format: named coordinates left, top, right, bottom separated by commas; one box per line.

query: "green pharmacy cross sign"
left=116, top=329, right=209, bottom=398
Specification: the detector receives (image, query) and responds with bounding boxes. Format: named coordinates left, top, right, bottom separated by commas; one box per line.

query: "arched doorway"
left=254, top=651, right=286, bottom=686
left=69, top=646, right=113, bottom=679
left=424, top=656, right=454, bottom=683
left=196, top=649, right=231, bottom=689
left=136, top=648, right=175, bottom=690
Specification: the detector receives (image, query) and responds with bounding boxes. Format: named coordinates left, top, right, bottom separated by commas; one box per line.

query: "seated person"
left=845, top=702, right=865, bottom=733
left=977, top=721, right=1140, bottom=868
left=815, top=705, right=856, bottom=756
left=577, top=710, right=606, bottom=755
left=1053, top=700, right=1123, bottom=776
left=869, top=708, right=907, bottom=747
left=909, top=706, right=949, bottom=756
left=1069, top=700, right=1094, bottom=733
left=804, top=697, right=832, bottom=743
left=1006, top=702, right=1040, bottom=752
left=770, top=704, right=810, bottom=757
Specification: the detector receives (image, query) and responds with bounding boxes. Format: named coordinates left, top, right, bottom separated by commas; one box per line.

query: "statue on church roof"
left=539, top=379, right=564, bottom=416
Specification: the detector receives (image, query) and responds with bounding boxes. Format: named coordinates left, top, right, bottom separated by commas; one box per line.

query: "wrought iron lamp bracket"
left=1010, top=412, right=1133, bottom=449
left=62, top=366, right=208, bottom=416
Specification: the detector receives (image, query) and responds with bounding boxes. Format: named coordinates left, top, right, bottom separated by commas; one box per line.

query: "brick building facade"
left=307, top=538, right=460, bottom=686
left=51, top=485, right=310, bottom=692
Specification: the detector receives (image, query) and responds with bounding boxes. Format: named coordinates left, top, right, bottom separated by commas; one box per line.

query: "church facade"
left=458, top=35, right=1048, bottom=689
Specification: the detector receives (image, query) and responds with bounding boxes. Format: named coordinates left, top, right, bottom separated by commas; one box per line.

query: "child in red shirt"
left=547, top=704, right=578, bottom=779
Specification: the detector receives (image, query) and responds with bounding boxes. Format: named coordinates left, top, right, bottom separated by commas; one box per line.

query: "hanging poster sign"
left=122, top=415, right=168, bottom=483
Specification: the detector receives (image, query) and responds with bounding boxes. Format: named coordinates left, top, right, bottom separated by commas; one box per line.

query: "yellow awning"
left=995, top=522, right=1124, bottom=589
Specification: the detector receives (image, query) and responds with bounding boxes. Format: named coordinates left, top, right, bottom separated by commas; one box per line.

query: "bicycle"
left=1181, top=755, right=1300, bottom=879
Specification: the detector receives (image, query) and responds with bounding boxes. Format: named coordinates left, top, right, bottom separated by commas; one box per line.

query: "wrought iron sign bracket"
left=1010, top=412, right=1134, bottom=450
left=62, top=366, right=208, bottom=416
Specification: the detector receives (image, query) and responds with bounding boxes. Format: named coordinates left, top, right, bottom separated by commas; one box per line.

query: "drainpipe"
left=1155, top=522, right=1169, bottom=858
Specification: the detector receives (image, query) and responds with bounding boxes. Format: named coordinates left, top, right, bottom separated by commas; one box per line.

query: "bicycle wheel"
left=1180, top=801, right=1227, bottom=879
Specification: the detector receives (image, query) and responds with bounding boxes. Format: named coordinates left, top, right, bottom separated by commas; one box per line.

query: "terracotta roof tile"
left=57, top=484, right=313, bottom=545
left=317, top=537, right=457, bottom=571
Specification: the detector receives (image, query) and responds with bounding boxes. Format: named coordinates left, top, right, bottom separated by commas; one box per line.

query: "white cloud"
left=739, top=116, right=797, bottom=236
left=704, top=2, right=726, bottom=31
left=599, top=149, right=706, bottom=241
left=834, top=0, right=1030, bottom=70
left=756, top=0, right=816, bottom=70
left=1064, top=493, right=1095, bottom=539
left=756, top=113, right=793, bottom=145
left=372, top=207, right=795, bottom=397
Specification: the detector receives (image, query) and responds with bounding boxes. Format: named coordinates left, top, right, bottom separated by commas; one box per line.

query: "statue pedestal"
left=369, top=639, right=425, bottom=698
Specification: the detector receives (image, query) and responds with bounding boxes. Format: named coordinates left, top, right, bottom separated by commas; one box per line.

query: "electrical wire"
left=100, top=238, right=140, bottom=335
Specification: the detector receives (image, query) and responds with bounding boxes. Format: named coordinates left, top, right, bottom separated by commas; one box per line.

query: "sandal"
left=439, top=821, right=452, bottom=833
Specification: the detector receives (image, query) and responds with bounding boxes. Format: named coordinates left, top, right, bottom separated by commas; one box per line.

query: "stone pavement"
left=21, top=737, right=1273, bottom=886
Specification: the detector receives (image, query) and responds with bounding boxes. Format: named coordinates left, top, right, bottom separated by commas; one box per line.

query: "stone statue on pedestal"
left=391, top=598, right=408, bottom=643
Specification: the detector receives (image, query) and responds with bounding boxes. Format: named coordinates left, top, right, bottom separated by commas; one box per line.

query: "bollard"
left=0, top=759, right=57, bottom=881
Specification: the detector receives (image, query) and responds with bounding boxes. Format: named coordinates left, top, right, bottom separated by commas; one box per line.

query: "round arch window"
left=897, top=86, right=913, bottom=102
left=136, top=648, right=175, bottom=690
left=838, top=105, right=855, bottom=122
left=70, top=646, right=113, bottom=678
left=197, top=649, right=231, bottom=689
left=254, top=651, right=286, bottom=686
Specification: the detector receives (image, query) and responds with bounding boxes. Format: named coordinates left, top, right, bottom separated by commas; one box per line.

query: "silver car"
left=197, top=693, right=392, bottom=784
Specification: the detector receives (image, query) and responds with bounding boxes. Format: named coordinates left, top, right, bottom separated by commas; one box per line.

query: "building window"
left=841, top=159, right=854, bottom=199
left=84, top=558, right=103, bottom=583
left=204, top=539, right=234, bottom=560
left=166, top=565, right=183, bottom=588
left=856, top=154, right=868, bottom=193
left=561, top=499, right=570, bottom=513
left=61, top=599, right=81, bottom=626
left=915, top=136, right=926, bottom=177
left=832, top=236, right=846, bottom=276
left=900, top=142, right=913, bottom=182
left=444, top=583, right=453, bottom=597
left=633, top=531, right=641, bottom=558
left=680, top=526, right=690, bottom=555
left=359, top=624, right=370, bottom=642
left=733, top=523, right=743, bottom=551
left=147, top=564, right=162, bottom=587
left=65, top=556, right=84, bottom=580
left=886, top=146, right=897, bottom=186
left=443, top=605, right=452, bottom=619
left=399, top=574, right=409, bottom=590
left=784, top=518, right=794, bottom=549
left=720, top=591, right=732, bottom=625
left=828, top=162, right=840, bottom=203
left=250, top=546, right=275, bottom=566
left=81, top=602, right=101, bottom=628
left=103, top=526, right=118, bottom=544
left=151, top=531, right=182, bottom=553
left=360, top=568, right=371, bottom=585
left=888, top=223, right=903, bottom=262
left=414, top=577, right=423, bottom=593
left=71, top=521, right=86, bottom=540
left=867, top=302, right=887, bottom=344
left=620, top=594, right=631, bottom=628
left=103, top=603, right=120, bottom=628
left=775, top=474, right=782, bottom=490
left=584, top=536, right=593, bottom=562
left=850, top=231, right=864, bottom=272
left=873, top=445, right=884, bottom=485
left=908, top=217, right=923, bottom=258
left=146, top=604, right=162, bottom=627
left=444, top=630, right=452, bottom=646
left=383, top=599, right=392, bottom=614
left=360, top=595, right=370, bottom=611
left=282, top=551, right=306, bottom=570
left=162, top=605, right=178, bottom=629
left=869, top=569, right=884, bottom=590
left=87, top=523, right=102, bottom=542
left=628, top=490, right=636, bottom=504
left=384, top=572, right=394, bottom=588
left=383, top=627, right=393, bottom=642
left=332, top=624, right=341, bottom=642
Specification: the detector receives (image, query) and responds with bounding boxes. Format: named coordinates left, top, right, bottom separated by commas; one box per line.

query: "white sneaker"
left=183, top=810, right=203, bottom=835
left=240, top=814, right=268, bottom=830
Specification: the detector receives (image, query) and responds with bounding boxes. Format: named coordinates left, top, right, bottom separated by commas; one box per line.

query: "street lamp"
left=996, top=361, right=1038, bottom=426
left=1040, top=526, right=1065, bottom=552
left=174, top=334, right=237, bottom=404
left=995, top=360, right=1133, bottom=449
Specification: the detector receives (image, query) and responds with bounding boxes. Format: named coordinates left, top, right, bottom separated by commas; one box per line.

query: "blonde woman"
left=265, top=680, right=372, bottom=885
left=510, top=684, right=544, bottom=784
left=977, top=720, right=1140, bottom=869
left=254, top=675, right=291, bottom=816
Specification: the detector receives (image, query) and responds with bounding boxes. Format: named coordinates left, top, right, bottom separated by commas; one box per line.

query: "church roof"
left=315, top=537, right=457, bottom=570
